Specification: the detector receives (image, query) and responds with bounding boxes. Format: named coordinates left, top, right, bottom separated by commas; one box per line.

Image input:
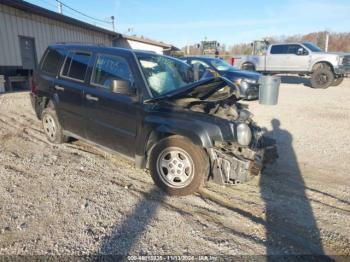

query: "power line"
left=30, top=0, right=115, bottom=31
left=55, top=0, right=111, bottom=24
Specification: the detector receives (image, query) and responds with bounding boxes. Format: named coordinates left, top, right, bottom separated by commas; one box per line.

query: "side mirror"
left=297, top=48, right=307, bottom=55
left=111, top=79, right=136, bottom=96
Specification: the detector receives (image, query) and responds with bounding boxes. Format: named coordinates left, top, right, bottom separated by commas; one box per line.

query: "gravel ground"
left=0, top=77, right=349, bottom=257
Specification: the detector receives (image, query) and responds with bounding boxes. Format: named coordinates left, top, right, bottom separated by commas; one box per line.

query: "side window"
left=287, top=44, right=302, bottom=55
left=41, top=49, right=64, bottom=75
left=270, top=45, right=288, bottom=55
left=61, top=51, right=91, bottom=81
left=190, top=59, right=209, bottom=68
left=91, top=54, right=134, bottom=91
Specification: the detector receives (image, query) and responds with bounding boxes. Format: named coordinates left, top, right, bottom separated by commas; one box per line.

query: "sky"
left=27, top=0, right=350, bottom=48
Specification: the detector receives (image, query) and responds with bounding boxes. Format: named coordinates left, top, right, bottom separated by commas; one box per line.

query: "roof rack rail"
left=55, top=42, right=106, bottom=46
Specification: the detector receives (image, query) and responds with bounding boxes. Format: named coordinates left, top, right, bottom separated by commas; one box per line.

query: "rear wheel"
left=310, top=68, right=334, bottom=89
left=149, top=136, right=208, bottom=196
left=332, top=75, right=344, bottom=86
left=42, top=103, right=67, bottom=144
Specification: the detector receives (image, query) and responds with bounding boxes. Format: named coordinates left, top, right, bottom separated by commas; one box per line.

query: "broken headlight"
left=237, top=123, right=252, bottom=146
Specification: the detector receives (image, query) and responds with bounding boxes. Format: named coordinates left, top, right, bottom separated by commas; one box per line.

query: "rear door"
left=265, top=44, right=288, bottom=71
left=54, top=50, right=92, bottom=136
left=84, top=52, right=139, bottom=157
left=37, top=47, right=65, bottom=99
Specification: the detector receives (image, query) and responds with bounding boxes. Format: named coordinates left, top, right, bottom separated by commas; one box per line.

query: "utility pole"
left=111, top=16, right=115, bottom=32
left=56, top=0, right=62, bottom=14
left=325, top=31, right=329, bottom=52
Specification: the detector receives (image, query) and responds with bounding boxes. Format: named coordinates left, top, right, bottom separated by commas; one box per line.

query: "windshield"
left=137, top=53, right=195, bottom=97
left=209, top=59, right=237, bottom=72
left=303, top=42, right=322, bottom=52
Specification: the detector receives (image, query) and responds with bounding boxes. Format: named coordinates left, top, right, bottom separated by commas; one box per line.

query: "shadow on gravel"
left=99, top=187, right=166, bottom=255
left=280, top=75, right=311, bottom=87
left=260, top=119, right=327, bottom=259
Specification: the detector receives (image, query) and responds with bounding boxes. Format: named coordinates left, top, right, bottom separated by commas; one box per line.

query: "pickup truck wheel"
left=149, top=136, right=208, bottom=196
left=332, top=76, right=344, bottom=86
left=310, top=68, right=334, bottom=89
left=42, top=105, right=67, bottom=144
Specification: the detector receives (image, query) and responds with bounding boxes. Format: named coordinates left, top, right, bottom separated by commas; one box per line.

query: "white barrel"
left=258, top=75, right=280, bottom=105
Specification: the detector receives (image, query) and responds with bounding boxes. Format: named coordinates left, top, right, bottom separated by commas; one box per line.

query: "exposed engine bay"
left=160, top=78, right=278, bottom=185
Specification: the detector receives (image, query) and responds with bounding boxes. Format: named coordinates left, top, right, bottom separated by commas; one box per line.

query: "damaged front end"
left=154, top=77, right=278, bottom=185
left=207, top=131, right=278, bottom=185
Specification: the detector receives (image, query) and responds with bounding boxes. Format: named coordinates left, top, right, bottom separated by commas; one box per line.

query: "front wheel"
left=310, top=68, right=334, bottom=89
left=332, top=76, right=344, bottom=86
left=149, top=136, right=209, bottom=196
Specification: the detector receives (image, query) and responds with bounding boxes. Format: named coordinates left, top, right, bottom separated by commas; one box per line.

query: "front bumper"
left=334, top=65, right=350, bottom=76
left=208, top=140, right=278, bottom=185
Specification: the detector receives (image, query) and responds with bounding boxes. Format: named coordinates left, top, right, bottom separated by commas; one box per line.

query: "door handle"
left=55, top=85, right=65, bottom=91
left=86, top=94, right=99, bottom=102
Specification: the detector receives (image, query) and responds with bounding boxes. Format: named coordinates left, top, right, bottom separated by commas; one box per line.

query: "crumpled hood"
left=220, top=70, right=261, bottom=82
left=146, top=77, right=239, bottom=102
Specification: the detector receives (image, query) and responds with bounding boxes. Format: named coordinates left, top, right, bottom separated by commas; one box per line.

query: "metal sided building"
left=0, top=0, right=120, bottom=92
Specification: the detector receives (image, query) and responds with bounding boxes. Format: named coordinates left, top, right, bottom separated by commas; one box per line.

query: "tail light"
left=29, top=76, right=37, bottom=93
left=231, top=57, right=235, bottom=65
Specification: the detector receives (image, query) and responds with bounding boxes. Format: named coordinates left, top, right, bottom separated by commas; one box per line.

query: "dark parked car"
left=30, top=44, right=277, bottom=196
left=180, top=56, right=262, bottom=100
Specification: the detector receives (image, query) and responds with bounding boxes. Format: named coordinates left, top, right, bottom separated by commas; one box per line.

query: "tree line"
left=182, top=31, right=350, bottom=56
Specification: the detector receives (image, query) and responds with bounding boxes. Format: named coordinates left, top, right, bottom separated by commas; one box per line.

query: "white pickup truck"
left=232, top=42, right=350, bottom=88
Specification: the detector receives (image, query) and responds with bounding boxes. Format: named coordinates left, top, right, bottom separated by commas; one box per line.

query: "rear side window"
left=91, top=54, right=134, bottom=90
left=61, top=51, right=91, bottom=81
left=41, top=49, right=64, bottom=75
left=270, top=45, right=288, bottom=54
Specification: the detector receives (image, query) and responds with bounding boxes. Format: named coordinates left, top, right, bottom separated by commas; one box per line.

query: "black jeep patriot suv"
left=30, top=44, right=277, bottom=196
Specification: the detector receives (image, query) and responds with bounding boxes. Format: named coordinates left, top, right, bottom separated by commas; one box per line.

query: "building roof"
left=122, top=34, right=172, bottom=48
left=0, top=0, right=121, bottom=37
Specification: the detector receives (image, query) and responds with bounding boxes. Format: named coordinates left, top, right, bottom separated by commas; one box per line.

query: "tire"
left=41, top=103, right=67, bottom=144
left=149, top=136, right=209, bottom=196
left=241, top=63, right=255, bottom=71
left=310, top=68, right=334, bottom=89
left=332, top=76, right=344, bottom=86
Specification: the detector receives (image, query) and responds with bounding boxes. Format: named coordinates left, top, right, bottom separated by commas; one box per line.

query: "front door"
left=284, top=44, right=310, bottom=71
left=84, top=53, right=138, bottom=157
left=55, top=50, right=92, bottom=136
left=19, top=36, right=37, bottom=70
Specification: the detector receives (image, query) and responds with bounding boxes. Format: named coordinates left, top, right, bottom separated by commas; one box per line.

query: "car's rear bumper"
left=30, top=92, right=42, bottom=119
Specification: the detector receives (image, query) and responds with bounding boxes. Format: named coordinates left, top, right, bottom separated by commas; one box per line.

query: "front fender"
left=309, top=57, right=338, bottom=72
left=136, top=115, right=225, bottom=157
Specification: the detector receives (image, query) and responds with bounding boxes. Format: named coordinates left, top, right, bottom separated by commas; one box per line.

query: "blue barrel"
left=258, top=75, right=280, bottom=105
